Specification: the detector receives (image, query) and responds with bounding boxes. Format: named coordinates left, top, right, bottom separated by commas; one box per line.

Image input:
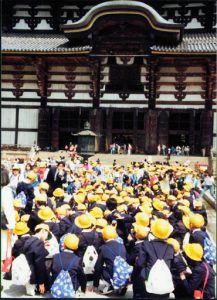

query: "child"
left=51, top=233, right=87, bottom=294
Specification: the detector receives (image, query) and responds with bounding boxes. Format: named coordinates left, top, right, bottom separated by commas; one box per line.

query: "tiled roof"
left=1, top=34, right=92, bottom=53
left=151, top=33, right=217, bottom=53
left=2, top=33, right=216, bottom=53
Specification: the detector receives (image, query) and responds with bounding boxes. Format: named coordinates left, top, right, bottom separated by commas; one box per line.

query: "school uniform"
left=189, top=228, right=208, bottom=247
left=23, top=236, right=50, bottom=288
left=16, top=181, right=35, bottom=214
left=27, top=209, right=41, bottom=233
left=44, top=220, right=60, bottom=240
left=77, top=230, right=103, bottom=258
left=135, top=239, right=174, bottom=298
left=51, top=250, right=86, bottom=292
left=93, top=239, right=127, bottom=288
left=12, top=234, right=31, bottom=258
left=193, top=208, right=208, bottom=226
left=59, top=216, right=73, bottom=238
left=170, top=253, right=188, bottom=298
left=127, top=240, right=146, bottom=298
left=180, top=260, right=215, bottom=299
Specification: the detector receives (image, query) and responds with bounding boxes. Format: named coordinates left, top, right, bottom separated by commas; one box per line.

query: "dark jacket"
left=51, top=251, right=86, bottom=292
left=27, top=209, right=41, bottom=233
left=135, top=239, right=174, bottom=281
left=45, top=167, right=67, bottom=195
left=44, top=221, right=60, bottom=240
left=93, top=240, right=127, bottom=287
left=16, top=181, right=35, bottom=214
left=23, top=236, right=49, bottom=285
left=189, top=229, right=209, bottom=247
left=77, top=230, right=103, bottom=257
left=59, top=216, right=73, bottom=238
left=180, top=261, right=215, bottom=299
left=12, top=235, right=31, bottom=258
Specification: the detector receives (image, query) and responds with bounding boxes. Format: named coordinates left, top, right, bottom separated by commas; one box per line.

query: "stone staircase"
left=90, top=153, right=209, bottom=168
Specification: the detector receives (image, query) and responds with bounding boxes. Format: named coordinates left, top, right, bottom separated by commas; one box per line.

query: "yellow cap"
left=74, top=214, right=92, bottom=229
left=53, top=188, right=64, bottom=198
left=189, top=214, right=205, bottom=228
left=167, top=238, right=180, bottom=253
left=20, top=214, right=30, bottom=222
left=39, top=162, right=47, bottom=168
left=34, top=194, right=47, bottom=203
left=38, top=206, right=54, bottom=220
left=182, top=215, right=190, bottom=229
left=102, top=194, right=109, bottom=201
left=184, top=243, right=203, bottom=261
left=151, top=219, right=173, bottom=240
left=55, top=206, right=67, bottom=216
left=117, top=204, right=128, bottom=213
left=107, top=178, right=114, bottom=184
left=39, top=182, right=49, bottom=191
left=86, top=185, right=94, bottom=192
left=178, top=205, right=190, bottom=216
left=178, top=199, right=190, bottom=207
left=74, top=193, right=85, bottom=203
left=167, top=195, right=176, bottom=202
left=96, top=218, right=108, bottom=228
left=64, top=233, right=79, bottom=250
left=35, top=223, right=50, bottom=232
left=27, top=171, right=37, bottom=181
left=89, top=207, right=103, bottom=219
left=135, top=225, right=149, bottom=240
left=13, top=222, right=29, bottom=235
left=76, top=203, right=87, bottom=211
left=152, top=184, right=159, bottom=191
left=153, top=199, right=166, bottom=211
left=135, top=212, right=150, bottom=227
left=61, top=204, right=71, bottom=211
left=102, top=225, right=117, bottom=241
left=120, top=191, right=128, bottom=197
left=13, top=199, right=22, bottom=208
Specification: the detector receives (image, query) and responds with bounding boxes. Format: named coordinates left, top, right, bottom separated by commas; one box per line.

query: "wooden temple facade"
left=2, top=0, right=217, bottom=154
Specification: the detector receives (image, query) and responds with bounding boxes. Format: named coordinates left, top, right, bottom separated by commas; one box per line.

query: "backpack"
left=16, top=191, right=27, bottom=207
left=204, top=236, right=216, bottom=265
left=145, top=244, right=174, bottom=295
left=12, top=254, right=31, bottom=285
left=82, top=232, right=98, bottom=274
left=51, top=254, right=76, bottom=298
left=109, top=245, right=133, bottom=290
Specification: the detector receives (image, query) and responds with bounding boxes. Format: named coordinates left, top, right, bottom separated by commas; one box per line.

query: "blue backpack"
left=109, top=244, right=133, bottom=290
left=51, top=254, right=76, bottom=298
left=204, top=237, right=216, bottom=265
left=16, top=191, right=27, bottom=207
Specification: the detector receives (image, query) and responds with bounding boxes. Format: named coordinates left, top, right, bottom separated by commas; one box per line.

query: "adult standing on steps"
left=45, top=161, right=67, bottom=196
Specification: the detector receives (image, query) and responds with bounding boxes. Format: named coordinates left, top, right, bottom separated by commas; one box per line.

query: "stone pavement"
left=1, top=281, right=134, bottom=298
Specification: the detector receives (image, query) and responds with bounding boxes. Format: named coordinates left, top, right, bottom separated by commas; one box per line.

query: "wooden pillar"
left=145, top=110, right=158, bottom=154
left=89, top=109, right=102, bottom=152
left=158, top=111, right=169, bottom=147
left=51, top=108, right=60, bottom=150
left=38, top=108, right=51, bottom=149
left=200, top=110, right=213, bottom=155
left=105, top=109, right=112, bottom=152
left=189, top=110, right=195, bottom=154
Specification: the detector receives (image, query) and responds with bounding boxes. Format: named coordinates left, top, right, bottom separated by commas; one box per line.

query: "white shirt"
left=1, top=185, right=15, bottom=229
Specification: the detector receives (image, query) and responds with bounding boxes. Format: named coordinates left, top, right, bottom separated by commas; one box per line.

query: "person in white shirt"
left=201, top=172, right=215, bottom=198
left=1, top=168, right=16, bottom=272
left=8, top=165, right=24, bottom=197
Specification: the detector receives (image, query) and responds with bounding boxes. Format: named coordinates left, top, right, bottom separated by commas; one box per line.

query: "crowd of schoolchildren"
left=1, top=156, right=216, bottom=299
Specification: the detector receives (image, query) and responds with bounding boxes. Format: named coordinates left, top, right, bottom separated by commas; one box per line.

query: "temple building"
left=1, top=0, right=217, bottom=154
